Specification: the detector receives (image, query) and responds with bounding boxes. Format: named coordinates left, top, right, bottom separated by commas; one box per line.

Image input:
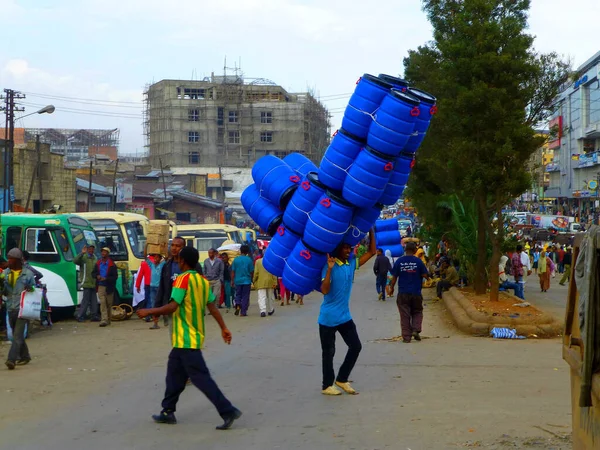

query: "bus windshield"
left=195, top=236, right=229, bottom=252
left=124, top=221, right=147, bottom=259
left=89, top=219, right=128, bottom=261
left=71, top=227, right=99, bottom=255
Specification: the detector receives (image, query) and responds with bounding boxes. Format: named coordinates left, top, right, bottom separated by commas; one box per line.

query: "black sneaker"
left=234, top=306, right=240, bottom=316
left=412, top=331, right=421, bottom=341
left=402, top=339, right=411, bottom=344
left=77, top=317, right=85, bottom=323
left=16, top=358, right=31, bottom=366
left=152, top=410, right=177, bottom=424
left=260, top=312, right=266, bottom=317
left=5, top=360, right=16, bottom=370
left=216, top=408, right=242, bottom=430
left=268, top=309, right=275, bottom=316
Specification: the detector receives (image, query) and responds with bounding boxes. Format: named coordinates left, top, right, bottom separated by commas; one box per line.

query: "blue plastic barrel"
left=303, top=191, right=354, bottom=253
left=344, top=202, right=382, bottom=246
left=282, top=172, right=327, bottom=234
left=262, top=224, right=302, bottom=277
left=342, top=228, right=366, bottom=247
left=367, top=90, right=421, bottom=157
left=342, top=147, right=395, bottom=208
left=283, top=153, right=318, bottom=178
left=375, top=218, right=399, bottom=232
left=378, top=74, right=409, bottom=92
left=318, top=129, right=365, bottom=191
left=382, top=243, right=404, bottom=258
left=378, top=153, right=412, bottom=205
left=378, top=184, right=406, bottom=206
left=252, top=155, right=299, bottom=209
left=407, top=87, right=437, bottom=134
left=241, top=184, right=282, bottom=235
left=376, top=230, right=402, bottom=247
left=342, top=74, right=392, bottom=139
left=283, top=240, right=327, bottom=296
left=403, top=132, right=427, bottom=154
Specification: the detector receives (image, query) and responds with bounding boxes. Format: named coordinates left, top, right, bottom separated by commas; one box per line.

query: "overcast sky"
left=2, top=0, right=598, bottom=156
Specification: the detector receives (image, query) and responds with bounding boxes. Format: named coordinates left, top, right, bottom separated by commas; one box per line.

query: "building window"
left=261, top=111, right=273, bottom=124
left=228, top=110, right=239, bottom=123
left=217, top=107, right=224, bottom=126
left=228, top=131, right=240, bottom=144
left=177, top=87, right=205, bottom=100
left=188, top=151, right=200, bottom=164
left=188, top=131, right=200, bottom=143
left=217, top=129, right=224, bottom=144
left=260, top=132, right=273, bottom=143
left=273, top=151, right=287, bottom=159
left=188, top=109, right=200, bottom=122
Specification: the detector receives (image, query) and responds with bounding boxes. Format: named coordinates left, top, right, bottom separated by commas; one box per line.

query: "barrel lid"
left=306, top=172, right=327, bottom=191
left=389, top=89, right=421, bottom=106
left=378, top=74, right=408, bottom=88
left=362, top=73, right=393, bottom=89
left=398, top=152, right=415, bottom=161
left=338, top=128, right=367, bottom=144
left=365, top=145, right=394, bottom=162
left=407, top=87, right=437, bottom=105
left=325, top=190, right=354, bottom=208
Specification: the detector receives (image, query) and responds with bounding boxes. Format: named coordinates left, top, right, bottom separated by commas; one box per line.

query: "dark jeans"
left=396, top=293, right=423, bottom=341
left=436, top=280, right=453, bottom=298
left=7, top=310, right=30, bottom=362
left=234, top=284, right=251, bottom=315
left=78, top=287, right=99, bottom=320
left=319, top=319, right=362, bottom=390
left=161, top=348, right=236, bottom=417
left=375, top=274, right=387, bottom=295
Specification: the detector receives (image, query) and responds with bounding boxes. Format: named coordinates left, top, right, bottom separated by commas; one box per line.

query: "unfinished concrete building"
left=144, top=73, right=330, bottom=168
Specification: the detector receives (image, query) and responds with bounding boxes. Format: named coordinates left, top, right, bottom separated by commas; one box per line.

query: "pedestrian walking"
left=155, top=237, right=203, bottom=327
left=204, top=248, right=225, bottom=314
left=92, top=247, right=118, bottom=327
left=511, top=245, right=531, bottom=299
left=279, top=278, right=291, bottom=306
left=373, top=248, right=392, bottom=301
left=231, top=245, right=254, bottom=317
left=557, top=246, right=565, bottom=274
left=136, top=256, right=152, bottom=310
left=253, top=257, right=277, bottom=317
left=387, top=242, right=430, bottom=344
left=532, top=248, right=540, bottom=274
left=73, top=244, right=100, bottom=322
left=3, top=248, right=36, bottom=370
left=220, top=253, right=233, bottom=312
left=538, top=251, right=555, bottom=292
left=559, top=247, right=573, bottom=286
left=137, top=254, right=166, bottom=327
left=319, top=229, right=376, bottom=396
left=136, top=246, right=242, bottom=430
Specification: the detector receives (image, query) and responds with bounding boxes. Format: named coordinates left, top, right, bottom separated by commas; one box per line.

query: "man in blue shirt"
left=388, top=242, right=430, bottom=343
left=319, top=229, right=376, bottom=396
left=231, top=245, right=254, bottom=317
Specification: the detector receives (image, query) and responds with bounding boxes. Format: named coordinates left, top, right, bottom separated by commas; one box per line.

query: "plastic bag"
left=18, top=288, right=43, bottom=321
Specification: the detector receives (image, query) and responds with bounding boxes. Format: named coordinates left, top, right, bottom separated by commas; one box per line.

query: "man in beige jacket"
left=253, top=256, right=277, bottom=318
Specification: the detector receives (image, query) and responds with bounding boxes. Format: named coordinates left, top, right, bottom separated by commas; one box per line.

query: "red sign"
left=548, top=116, right=562, bottom=150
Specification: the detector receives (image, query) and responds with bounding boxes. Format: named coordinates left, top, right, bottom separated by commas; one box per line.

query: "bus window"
left=25, top=228, right=60, bottom=263
left=195, top=237, right=228, bottom=252
left=6, top=227, right=22, bottom=254
left=71, top=228, right=98, bottom=255
left=53, top=228, right=73, bottom=261
left=124, top=221, right=147, bottom=259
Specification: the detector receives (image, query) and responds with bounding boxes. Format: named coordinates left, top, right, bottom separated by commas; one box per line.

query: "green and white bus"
left=1, top=213, right=99, bottom=318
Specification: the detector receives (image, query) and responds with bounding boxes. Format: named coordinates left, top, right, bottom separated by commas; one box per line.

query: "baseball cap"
left=7, top=248, right=23, bottom=259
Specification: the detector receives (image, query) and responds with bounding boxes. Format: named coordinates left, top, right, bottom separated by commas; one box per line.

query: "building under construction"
left=143, top=70, right=330, bottom=168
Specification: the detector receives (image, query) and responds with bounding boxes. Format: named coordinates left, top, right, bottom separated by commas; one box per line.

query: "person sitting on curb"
left=436, top=259, right=459, bottom=299
left=499, top=255, right=523, bottom=299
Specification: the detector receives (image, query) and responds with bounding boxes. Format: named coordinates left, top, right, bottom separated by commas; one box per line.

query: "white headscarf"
left=385, top=249, right=394, bottom=266
left=499, top=255, right=509, bottom=282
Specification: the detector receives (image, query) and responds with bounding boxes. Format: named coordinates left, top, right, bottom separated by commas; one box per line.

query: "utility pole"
left=159, top=157, right=168, bottom=201
left=1, top=89, right=25, bottom=212
left=218, top=165, right=226, bottom=224
left=25, top=134, right=40, bottom=212
left=37, top=139, right=44, bottom=212
left=111, top=158, right=119, bottom=211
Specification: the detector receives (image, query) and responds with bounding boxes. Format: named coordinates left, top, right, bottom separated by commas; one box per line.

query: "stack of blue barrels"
left=374, top=218, right=404, bottom=258
left=241, top=73, right=436, bottom=295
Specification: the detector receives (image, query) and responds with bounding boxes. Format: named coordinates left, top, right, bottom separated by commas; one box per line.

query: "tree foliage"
left=404, top=0, right=571, bottom=298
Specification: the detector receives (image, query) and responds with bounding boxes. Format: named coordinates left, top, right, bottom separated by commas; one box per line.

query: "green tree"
left=404, top=0, right=570, bottom=298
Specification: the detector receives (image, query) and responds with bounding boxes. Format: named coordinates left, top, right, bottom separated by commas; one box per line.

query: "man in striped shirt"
left=137, top=246, right=242, bottom=430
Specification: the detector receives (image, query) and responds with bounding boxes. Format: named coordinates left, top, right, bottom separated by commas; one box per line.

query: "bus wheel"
left=51, top=306, right=76, bottom=322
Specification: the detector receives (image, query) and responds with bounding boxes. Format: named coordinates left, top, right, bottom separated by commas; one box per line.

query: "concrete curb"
left=442, top=288, right=563, bottom=338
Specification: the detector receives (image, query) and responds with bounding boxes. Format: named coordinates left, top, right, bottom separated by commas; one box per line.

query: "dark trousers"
left=376, top=274, right=387, bottom=295
left=397, top=293, right=423, bottom=341
left=78, top=287, right=99, bottom=320
left=319, top=319, right=362, bottom=390
left=436, top=280, right=452, bottom=298
left=235, top=284, right=251, bottom=315
left=162, top=348, right=236, bottom=417
left=7, top=310, right=30, bottom=362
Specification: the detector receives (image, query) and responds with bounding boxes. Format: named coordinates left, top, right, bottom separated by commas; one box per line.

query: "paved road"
left=522, top=272, right=570, bottom=323
left=0, top=265, right=571, bottom=450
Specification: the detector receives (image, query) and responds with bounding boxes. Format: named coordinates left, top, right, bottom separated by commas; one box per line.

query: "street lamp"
left=4, top=104, right=56, bottom=211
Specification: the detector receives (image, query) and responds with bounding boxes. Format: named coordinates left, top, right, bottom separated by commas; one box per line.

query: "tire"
left=50, top=305, right=76, bottom=322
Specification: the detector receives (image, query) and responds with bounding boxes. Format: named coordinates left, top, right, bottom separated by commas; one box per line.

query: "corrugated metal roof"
left=172, top=190, right=223, bottom=209
left=76, top=178, right=112, bottom=195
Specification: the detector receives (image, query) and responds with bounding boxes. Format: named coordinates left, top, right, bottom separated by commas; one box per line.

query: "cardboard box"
left=147, top=243, right=168, bottom=256
left=148, top=223, right=170, bottom=236
left=146, top=233, right=168, bottom=246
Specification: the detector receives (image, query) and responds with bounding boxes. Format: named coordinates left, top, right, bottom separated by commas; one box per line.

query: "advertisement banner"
left=116, top=183, right=133, bottom=203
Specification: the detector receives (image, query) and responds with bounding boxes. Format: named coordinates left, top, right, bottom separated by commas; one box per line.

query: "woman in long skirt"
left=538, top=251, right=553, bottom=292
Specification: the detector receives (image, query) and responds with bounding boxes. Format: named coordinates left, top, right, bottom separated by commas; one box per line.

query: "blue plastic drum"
left=318, top=129, right=365, bottom=191
left=282, top=172, right=327, bottom=235
left=262, top=224, right=302, bottom=277
left=407, top=87, right=437, bottom=134
left=376, top=230, right=402, bottom=247
left=342, top=74, right=392, bottom=139
left=342, top=147, right=395, bottom=208
left=283, top=240, right=327, bottom=296
left=283, top=153, right=318, bottom=178
left=241, top=184, right=282, bottom=235
left=378, top=74, right=409, bottom=92
left=375, top=218, right=399, bottom=232
left=303, top=191, right=354, bottom=253
left=252, top=155, right=299, bottom=209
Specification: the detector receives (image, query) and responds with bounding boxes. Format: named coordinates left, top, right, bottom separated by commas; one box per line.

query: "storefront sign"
left=574, top=75, right=589, bottom=89
left=578, top=152, right=599, bottom=168
left=573, top=190, right=593, bottom=198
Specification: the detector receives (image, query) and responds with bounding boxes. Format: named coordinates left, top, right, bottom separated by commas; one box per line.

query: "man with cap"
left=73, top=244, right=100, bottom=322
left=92, top=247, right=118, bottom=327
left=3, top=248, right=36, bottom=370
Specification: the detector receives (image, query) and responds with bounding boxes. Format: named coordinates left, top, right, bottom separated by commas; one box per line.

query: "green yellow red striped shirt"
left=170, top=270, right=215, bottom=349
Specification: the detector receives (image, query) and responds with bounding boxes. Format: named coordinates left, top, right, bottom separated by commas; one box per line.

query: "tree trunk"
left=473, top=202, right=487, bottom=295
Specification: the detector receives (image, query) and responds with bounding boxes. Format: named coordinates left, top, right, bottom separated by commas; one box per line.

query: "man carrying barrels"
left=319, top=229, right=377, bottom=396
